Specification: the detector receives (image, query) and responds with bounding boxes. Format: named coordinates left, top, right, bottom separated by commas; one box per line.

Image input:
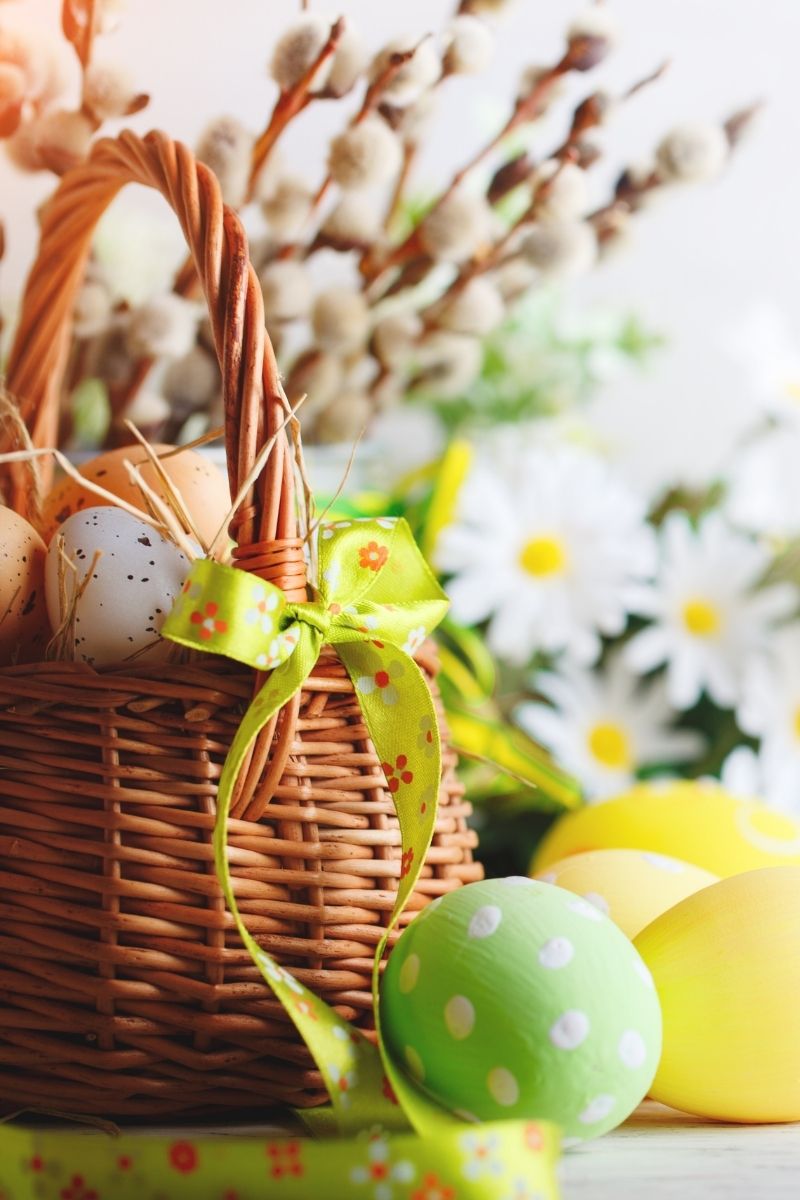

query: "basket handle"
left=0, top=129, right=308, bottom=602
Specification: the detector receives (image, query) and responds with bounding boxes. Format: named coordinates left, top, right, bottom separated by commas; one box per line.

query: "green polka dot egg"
left=381, top=877, right=662, bottom=1141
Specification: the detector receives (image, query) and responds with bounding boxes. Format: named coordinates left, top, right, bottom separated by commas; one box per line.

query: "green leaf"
left=71, top=378, right=110, bottom=446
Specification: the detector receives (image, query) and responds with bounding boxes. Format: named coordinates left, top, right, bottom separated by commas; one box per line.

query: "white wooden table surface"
left=562, top=1102, right=800, bottom=1199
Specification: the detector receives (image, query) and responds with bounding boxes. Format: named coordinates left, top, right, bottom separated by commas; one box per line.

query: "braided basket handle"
left=0, top=129, right=307, bottom=601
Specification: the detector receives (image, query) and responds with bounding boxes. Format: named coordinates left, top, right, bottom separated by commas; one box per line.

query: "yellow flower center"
left=793, top=707, right=800, bottom=742
left=682, top=597, right=721, bottom=637
left=519, top=535, right=567, bottom=578
left=587, top=721, right=633, bottom=770
left=784, top=381, right=800, bottom=405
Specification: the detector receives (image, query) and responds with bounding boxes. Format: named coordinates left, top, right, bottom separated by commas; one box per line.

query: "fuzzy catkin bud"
left=270, top=14, right=332, bottom=91
left=328, top=116, right=402, bottom=190
left=372, top=312, right=423, bottom=369
left=311, top=288, right=370, bottom=353
left=493, top=257, right=535, bottom=301
left=261, top=175, right=313, bottom=237
left=563, top=8, right=617, bottom=71
left=532, top=159, right=589, bottom=221
left=370, top=37, right=440, bottom=108
left=521, top=219, right=597, bottom=277
left=567, top=7, right=619, bottom=45
left=196, top=116, right=254, bottom=208
left=442, top=16, right=494, bottom=75
left=437, top=278, right=505, bottom=336
left=327, top=26, right=368, bottom=96
left=82, top=61, right=139, bottom=121
left=655, top=122, right=728, bottom=184
left=419, top=190, right=491, bottom=263
left=96, top=0, right=126, bottom=34
left=416, top=331, right=482, bottom=397
left=162, top=347, right=220, bottom=410
left=314, top=389, right=372, bottom=444
left=125, top=294, right=200, bottom=360
left=31, top=109, right=92, bottom=173
left=125, top=389, right=170, bottom=430
left=391, top=90, right=437, bottom=141
left=321, top=193, right=382, bottom=247
left=286, top=349, right=344, bottom=415
left=73, top=280, right=114, bottom=339
left=259, top=259, right=313, bottom=323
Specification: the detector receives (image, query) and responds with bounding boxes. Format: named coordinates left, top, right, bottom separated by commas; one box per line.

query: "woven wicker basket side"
left=0, top=131, right=481, bottom=1118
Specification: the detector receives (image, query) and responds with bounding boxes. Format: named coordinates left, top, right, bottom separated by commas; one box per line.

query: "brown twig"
left=248, top=17, right=346, bottom=202
left=362, top=61, right=566, bottom=290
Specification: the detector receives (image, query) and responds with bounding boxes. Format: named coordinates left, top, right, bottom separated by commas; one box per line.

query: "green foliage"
left=71, top=378, right=110, bottom=446
left=408, top=291, right=662, bottom=434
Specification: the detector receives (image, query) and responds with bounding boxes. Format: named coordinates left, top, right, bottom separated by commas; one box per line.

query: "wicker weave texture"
left=0, top=650, right=478, bottom=1116
left=0, top=131, right=481, bottom=1117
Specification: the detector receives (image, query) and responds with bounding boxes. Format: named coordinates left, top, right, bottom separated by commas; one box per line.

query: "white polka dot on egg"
left=549, top=1010, right=590, bottom=1050
left=468, top=904, right=503, bottom=939
left=618, top=1030, right=647, bottom=1069
left=567, top=898, right=604, bottom=922
left=538, top=936, right=574, bottom=970
left=398, top=953, right=420, bottom=994
left=582, top=891, right=610, bottom=915
left=579, top=1094, right=616, bottom=1125
left=404, top=1045, right=425, bottom=1081
left=633, top=958, right=655, bottom=989
left=444, top=995, right=475, bottom=1040
left=641, top=851, right=685, bottom=874
left=487, top=1066, right=519, bottom=1107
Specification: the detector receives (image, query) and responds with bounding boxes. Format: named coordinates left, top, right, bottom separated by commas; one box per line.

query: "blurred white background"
left=2, top=0, right=798, bottom=494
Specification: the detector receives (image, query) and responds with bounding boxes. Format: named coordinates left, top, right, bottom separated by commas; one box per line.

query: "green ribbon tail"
left=337, top=642, right=465, bottom=1138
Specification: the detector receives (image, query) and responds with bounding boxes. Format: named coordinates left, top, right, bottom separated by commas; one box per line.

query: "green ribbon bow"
left=152, top=516, right=559, bottom=1197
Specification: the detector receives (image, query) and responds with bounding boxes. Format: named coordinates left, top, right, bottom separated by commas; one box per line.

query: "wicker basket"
left=0, top=130, right=481, bottom=1119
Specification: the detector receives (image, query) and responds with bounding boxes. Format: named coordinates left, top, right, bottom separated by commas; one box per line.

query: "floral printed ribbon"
left=164, top=517, right=453, bottom=1136
left=0, top=518, right=560, bottom=1200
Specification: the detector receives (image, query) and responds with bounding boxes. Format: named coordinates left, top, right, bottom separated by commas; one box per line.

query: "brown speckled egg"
left=38, top=445, right=230, bottom=546
left=0, top=506, right=50, bottom=665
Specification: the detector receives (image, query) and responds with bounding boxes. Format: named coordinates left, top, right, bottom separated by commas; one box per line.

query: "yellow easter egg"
left=533, top=780, right=800, bottom=878
left=39, top=444, right=231, bottom=547
left=534, top=849, right=718, bottom=939
left=634, top=866, right=800, bottom=1122
left=0, top=505, right=49, bottom=665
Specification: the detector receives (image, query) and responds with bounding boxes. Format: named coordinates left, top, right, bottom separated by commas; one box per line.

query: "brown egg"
left=0, top=506, right=50, bottom=665
left=38, top=445, right=231, bottom=546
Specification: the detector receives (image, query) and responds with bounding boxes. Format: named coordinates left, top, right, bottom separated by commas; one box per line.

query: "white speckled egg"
left=45, top=507, right=192, bottom=667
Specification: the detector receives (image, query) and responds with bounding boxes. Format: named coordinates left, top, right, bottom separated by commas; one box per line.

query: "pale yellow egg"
left=0, top=506, right=49, bottom=665
left=38, top=444, right=231, bottom=547
left=533, top=780, right=800, bottom=878
left=635, top=866, right=800, bottom=1122
left=533, top=848, right=718, bottom=939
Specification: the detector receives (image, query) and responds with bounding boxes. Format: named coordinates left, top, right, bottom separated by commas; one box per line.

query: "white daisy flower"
left=435, top=442, right=655, bottom=666
left=733, top=627, right=800, bottom=816
left=516, top=653, right=703, bottom=801
left=625, top=512, right=798, bottom=711
left=722, top=301, right=800, bottom=429
left=724, top=425, right=800, bottom=539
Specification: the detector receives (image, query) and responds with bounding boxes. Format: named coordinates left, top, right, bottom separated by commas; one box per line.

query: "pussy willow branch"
left=360, top=58, right=571, bottom=291
left=279, top=43, right=418, bottom=259
left=102, top=18, right=346, bottom=441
